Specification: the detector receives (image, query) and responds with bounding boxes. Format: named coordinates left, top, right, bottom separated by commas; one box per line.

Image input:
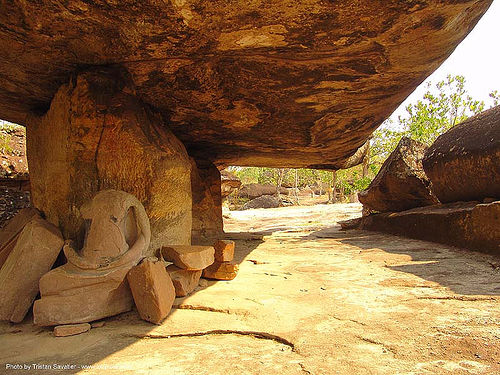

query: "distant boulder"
left=358, top=137, right=438, bottom=212
left=242, top=195, right=281, bottom=210
left=423, top=105, right=500, bottom=203
left=238, top=183, right=287, bottom=200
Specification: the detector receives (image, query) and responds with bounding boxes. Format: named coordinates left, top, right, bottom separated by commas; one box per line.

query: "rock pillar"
left=190, top=159, right=223, bottom=243
left=26, top=68, right=192, bottom=252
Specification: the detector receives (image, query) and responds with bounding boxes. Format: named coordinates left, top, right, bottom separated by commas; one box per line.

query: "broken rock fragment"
left=127, top=258, right=175, bottom=324
left=202, top=262, right=239, bottom=281
left=0, top=217, right=63, bottom=323
left=161, top=245, right=215, bottom=270
left=53, top=323, right=91, bottom=337
left=213, top=240, right=235, bottom=262
left=166, top=264, right=202, bottom=297
left=0, top=208, right=40, bottom=269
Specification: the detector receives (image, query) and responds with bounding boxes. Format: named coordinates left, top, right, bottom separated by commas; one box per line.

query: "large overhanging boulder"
left=0, top=1, right=493, bottom=169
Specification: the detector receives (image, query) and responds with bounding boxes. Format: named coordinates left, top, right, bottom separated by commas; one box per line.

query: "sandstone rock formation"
left=213, top=240, right=235, bottom=263
left=53, top=323, right=91, bottom=337
left=0, top=1, right=492, bottom=170
left=166, top=265, right=202, bottom=297
left=0, top=217, right=63, bottom=323
left=202, top=238, right=238, bottom=280
left=221, top=170, right=241, bottom=199
left=359, top=201, right=500, bottom=255
left=33, top=190, right=149, bottom=326
left=161, top=245, right=215, bottom=271
left=202, top=262, right=239, bottom=281
left=191, top=159, right=223, bottom=243
left=243, top=195, right=281, bottom=210
left=26, top=70, right=192, bottom=251
left=359, top=137, right=439, bottom=212
left=0, top=208, right=40, bottom=269
left=127, top=258, right=176, bottom=324
left=423, top=105, right=500, bottom=203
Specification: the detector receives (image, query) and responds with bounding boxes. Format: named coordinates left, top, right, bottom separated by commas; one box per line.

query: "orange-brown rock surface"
left=166, top=264, right=202, bottom=297
left=127, top=258, right=176, bottom=324
left=202, top=262, right=239, bottom=281
left=359, top=201, right=500, bottom=255
left=0, top=217, right=63, bottom=323
left=26, top=70, right=192, bottom=250
left=53, top=323, right=91, bottom=337
left=0, top=1, right=493, bottom=169
left=359, top=137, right=439, bottom=212
left=0, top=208, right=40, bottom=269
left=191, top=159, right=223, bottom=243
left=423, top=105, right=500, bottom=203
left=213, top=240, right=235, bottom=262
left=161, top=245, right=215, bottom=271
left=33, top=190, right=149, bottom=326
left=220, top=170, right=241, bottom=199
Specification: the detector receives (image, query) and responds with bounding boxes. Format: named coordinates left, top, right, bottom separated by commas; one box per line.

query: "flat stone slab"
left=213, top=240, right=235, bottom=262
left=53, top=323, right=90, bottom=337
left=127, top=258, right=175, bottom=324
left=202, top=262, right=239, bottom=281
left=161, top=245, right=215, bottom=270
left=0, top=217, right=63, bottom=323
left=0, top=208, right=40, bottom=269
left=166, top=265, right=202, bottom=297
left=34, top=268, right=134, bottom=326
left=359, top=201, right=500, bottom=255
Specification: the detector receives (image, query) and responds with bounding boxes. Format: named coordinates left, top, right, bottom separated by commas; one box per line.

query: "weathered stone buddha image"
left=0, top=0, right=498, bottom=373
left=33, top=190, right=151, bottom=326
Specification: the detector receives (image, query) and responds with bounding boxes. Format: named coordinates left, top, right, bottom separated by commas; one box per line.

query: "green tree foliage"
left=0, top=120, right=22, bottom=155
left=371, top=75, right=497, bottom=159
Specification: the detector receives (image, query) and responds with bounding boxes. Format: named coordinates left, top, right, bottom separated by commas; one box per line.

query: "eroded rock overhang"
left=0, top=0, right=493, bottom=169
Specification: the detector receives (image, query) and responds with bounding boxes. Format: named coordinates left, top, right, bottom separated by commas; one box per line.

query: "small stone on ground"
left=53, top=323, right=90, bottom=337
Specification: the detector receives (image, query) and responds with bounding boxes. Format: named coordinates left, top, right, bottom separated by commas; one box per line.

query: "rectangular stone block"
left=213, top=240, right=235, bottom=262
left=166, top=264, right=201, bottom=297
left=161, top=245, right=215, bottom=270
left=127, top=258, right=175, bottom=324
left=0, top=217, right=63, bottom=323
left=202, top=261, right=238, bottom=281
left=0, top=208, right=40, bottom=269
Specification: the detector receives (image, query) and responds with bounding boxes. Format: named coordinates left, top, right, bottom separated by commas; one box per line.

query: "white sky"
left=389, top=0, right=500, bottom=121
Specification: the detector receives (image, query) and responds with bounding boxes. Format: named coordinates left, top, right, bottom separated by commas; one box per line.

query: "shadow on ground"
left=305, top=226, right=500, bottom=296
left=0, top=233, right=266, bottom=375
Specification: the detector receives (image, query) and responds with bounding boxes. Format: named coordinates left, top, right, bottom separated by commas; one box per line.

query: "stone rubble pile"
left=0, top=189, right=239, bottom=336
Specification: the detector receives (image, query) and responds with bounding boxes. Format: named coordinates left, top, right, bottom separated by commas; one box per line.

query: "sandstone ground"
left=1, top=203, right=499, bottom=374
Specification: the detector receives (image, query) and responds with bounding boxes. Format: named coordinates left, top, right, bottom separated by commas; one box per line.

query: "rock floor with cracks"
left=1, top=203, right=499, bottom=374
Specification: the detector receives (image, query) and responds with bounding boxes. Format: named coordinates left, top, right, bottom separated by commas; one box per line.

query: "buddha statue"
left=33, top=190, right=151, bottom=326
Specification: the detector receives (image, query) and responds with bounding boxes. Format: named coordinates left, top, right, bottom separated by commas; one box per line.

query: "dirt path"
left=1, top=203, right=499, bottom=374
